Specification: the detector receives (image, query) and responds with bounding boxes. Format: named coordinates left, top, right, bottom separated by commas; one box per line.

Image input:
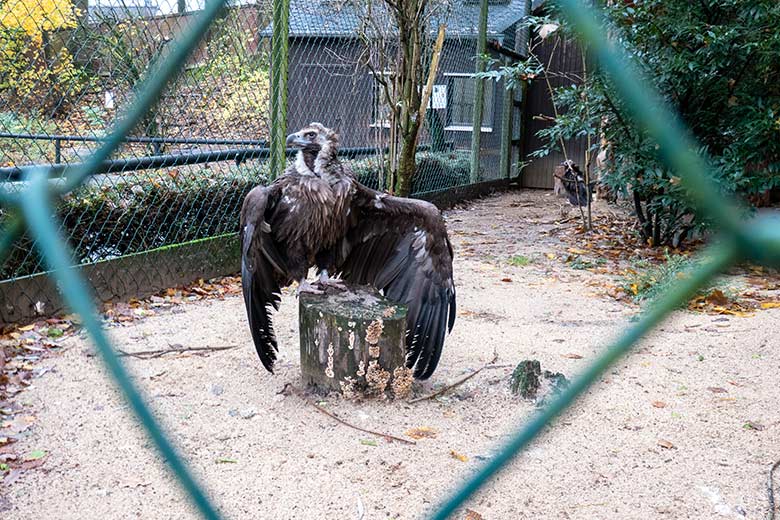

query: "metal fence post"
left=499, top=57, right=513, bottom=179
left=470, top=0, right=489, bottom=183
left=269, top=0, right=290, bottom=180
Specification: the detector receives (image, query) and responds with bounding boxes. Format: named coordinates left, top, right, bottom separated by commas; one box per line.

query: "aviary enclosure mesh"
left=3, top=0, right=774, bottom=518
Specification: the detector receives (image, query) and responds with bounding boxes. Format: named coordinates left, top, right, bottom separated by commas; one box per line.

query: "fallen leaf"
left=707, top=387, right=727, bottom=394
left=24, top=450, right=46, bottom=461
left=562, top=353, right=583, bottom=359
left=360, top=439, right=377, bottom=447
left=657, top=439, right=675, bottom=449
left=215, top=457, right=237, bottom=464
left=500, top=278, right=512, bottom=283
left=464, top=509, right=484, bottom=520
left=450, top=450, right=468, bottom=462
left=405, top=427, right=438, bottom=440
left=18, top=325, right=35, bottom=332
left=704, top=289, right=730, bottom=306
left=652, top=401, right=667, bottom=408
left=545, top=253, right=556, bottom=260
left=761, top=302, right=780, bottom=309
left=743, top=421, right=765, bottom=431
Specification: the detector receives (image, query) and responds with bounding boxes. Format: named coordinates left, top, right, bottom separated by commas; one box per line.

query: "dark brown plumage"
left=240, top=123, right=456, bottom=379
left=553, top=160, right=595, bottom=207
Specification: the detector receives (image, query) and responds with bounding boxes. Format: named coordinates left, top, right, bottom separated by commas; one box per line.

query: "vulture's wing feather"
left=337, top=183, right=456, bottom=379
left=240, top=184, right=289, bottom=372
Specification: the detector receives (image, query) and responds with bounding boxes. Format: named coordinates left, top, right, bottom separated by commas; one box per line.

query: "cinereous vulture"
left=240, top=123, right=456, bottom=379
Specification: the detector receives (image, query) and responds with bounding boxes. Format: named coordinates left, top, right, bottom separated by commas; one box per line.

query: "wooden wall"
left=520, top=34, right=587, bottom=189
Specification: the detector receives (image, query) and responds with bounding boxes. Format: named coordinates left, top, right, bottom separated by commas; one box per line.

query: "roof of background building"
left=261, top=0, right=527, bottom=39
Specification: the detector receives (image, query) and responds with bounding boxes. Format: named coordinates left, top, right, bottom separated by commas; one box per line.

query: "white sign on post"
left=427, top=84, right=447, bottom=109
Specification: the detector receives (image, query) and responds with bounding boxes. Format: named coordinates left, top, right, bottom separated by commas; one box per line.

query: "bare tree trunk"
left=354, top=0, right=445, bottom=196
left=396, top=126, right=420, bottom=196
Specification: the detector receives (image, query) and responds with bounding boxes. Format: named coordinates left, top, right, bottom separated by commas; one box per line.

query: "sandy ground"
left=3, top=190, right=780, bottom=519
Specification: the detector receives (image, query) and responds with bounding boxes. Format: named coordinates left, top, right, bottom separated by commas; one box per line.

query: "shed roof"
left=262, top=0, right=527, bottom=39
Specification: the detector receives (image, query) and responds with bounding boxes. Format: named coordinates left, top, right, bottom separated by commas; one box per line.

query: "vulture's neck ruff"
left=295, top=138, right=340, bottom=182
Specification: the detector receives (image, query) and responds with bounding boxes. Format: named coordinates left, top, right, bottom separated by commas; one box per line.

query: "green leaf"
left=26, top=449, right=47, bottom=460
left=215, top=457, right=237, bottom=464
left=360, top=439, right=378, bottom=447
left=47, top=327, right=64, bottom=338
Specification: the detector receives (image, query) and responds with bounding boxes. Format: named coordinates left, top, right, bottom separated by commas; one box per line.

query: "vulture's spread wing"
left=240, top=184, right=290, bottom=372
left=336, top=183, right=456, bottom=379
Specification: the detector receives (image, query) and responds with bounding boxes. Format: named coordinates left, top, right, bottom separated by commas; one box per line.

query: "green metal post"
left=499, top=57, right=513, bottom=179
left=270, top=0, right=290, bottom=179
left=515, top=0, right=532, bottom=179
left=470, top=0, right=489, bottom=183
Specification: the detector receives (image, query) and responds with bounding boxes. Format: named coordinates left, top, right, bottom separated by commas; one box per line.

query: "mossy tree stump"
left=299, top=285, right=412, bottom=398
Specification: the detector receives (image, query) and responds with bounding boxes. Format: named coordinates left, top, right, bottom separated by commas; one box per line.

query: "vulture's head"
left=286, top=123, right=339, bottom=158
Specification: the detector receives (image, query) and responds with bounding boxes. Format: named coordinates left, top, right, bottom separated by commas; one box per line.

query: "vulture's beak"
left=286, top=133, right=308, bottom=148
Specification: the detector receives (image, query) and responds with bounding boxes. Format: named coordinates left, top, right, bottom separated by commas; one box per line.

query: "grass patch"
left=568, top=256, right=607, bottom=270
left=507, top=255, right=532, bottom=267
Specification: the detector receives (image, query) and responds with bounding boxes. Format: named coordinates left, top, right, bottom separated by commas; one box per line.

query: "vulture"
left=240, top=123, right=456, bottom=379
left=553, top=160, right=596, bottom=207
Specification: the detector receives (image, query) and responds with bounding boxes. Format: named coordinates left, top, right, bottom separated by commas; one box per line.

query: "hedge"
left=1, top=150, right=471, bottom=279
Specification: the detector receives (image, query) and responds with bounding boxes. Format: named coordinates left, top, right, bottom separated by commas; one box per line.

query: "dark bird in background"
left=240, top=123, right=456, bottom=379
left=553, top=160, right=595, bottom=207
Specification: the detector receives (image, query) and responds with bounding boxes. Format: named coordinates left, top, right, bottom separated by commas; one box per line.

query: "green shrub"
left=621, top=253, right=725, bottom=305
left=413, top=150, right=471, bottom=194
left=349, top=150, right=471, bottom=194
left=488, top=2, right=780, bottom=245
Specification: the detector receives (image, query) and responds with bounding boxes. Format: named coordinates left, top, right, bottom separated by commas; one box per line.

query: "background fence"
left=1, top=0, right=534, bottom=323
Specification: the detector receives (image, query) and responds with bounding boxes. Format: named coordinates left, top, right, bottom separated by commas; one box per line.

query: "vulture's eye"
left=305, top=132, right=316, bottom=139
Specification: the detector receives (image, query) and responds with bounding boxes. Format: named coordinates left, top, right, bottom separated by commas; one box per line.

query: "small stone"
left=210, top=384, right=224, bottom=396
left=239, top=408, right=257, bottom=419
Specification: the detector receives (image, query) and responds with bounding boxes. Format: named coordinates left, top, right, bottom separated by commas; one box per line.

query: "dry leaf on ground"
left=405, top=427, right=437, bottom=440
left=450, top=450, right=468, bottom=462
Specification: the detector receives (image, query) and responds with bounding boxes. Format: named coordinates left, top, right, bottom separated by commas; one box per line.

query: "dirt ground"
left=3, top=189, right=780, bottom=519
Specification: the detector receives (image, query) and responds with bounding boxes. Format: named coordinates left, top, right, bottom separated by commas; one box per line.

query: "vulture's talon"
left=315, top=279, right=347, bottom=292
left=296, top=281, right=324, bottom=296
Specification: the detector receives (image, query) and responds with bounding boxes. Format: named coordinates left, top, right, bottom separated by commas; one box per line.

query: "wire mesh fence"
left=1, top=0, right=524, bottom=322
left=6, top=0, right=776, bottom=518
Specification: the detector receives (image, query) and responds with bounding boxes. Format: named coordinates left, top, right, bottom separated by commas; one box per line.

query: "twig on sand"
left=117, top=344, right=238, bottom=359
left=278, top=383, right=415, bottom=445
left=408, top=352, right=501, bottom=404
left=769, top=458, right=780, bottom=520
left=355, top=493, right=365, bottom=520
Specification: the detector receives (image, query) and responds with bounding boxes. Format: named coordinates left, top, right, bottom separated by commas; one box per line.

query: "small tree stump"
left=299, top=285, right=411, bottom=398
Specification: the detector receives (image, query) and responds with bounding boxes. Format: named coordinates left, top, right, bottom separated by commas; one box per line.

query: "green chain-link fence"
left=1, top=0, right=525, bottom=324
left=2, top=0, right=778, bottom=517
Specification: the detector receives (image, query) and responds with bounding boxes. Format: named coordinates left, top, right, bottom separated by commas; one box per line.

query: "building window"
left=445, top=74, right=494, bottom=132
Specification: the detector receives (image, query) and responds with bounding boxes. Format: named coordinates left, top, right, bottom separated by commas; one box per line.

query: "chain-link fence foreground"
left=2, top=0, right=778, bottom=518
